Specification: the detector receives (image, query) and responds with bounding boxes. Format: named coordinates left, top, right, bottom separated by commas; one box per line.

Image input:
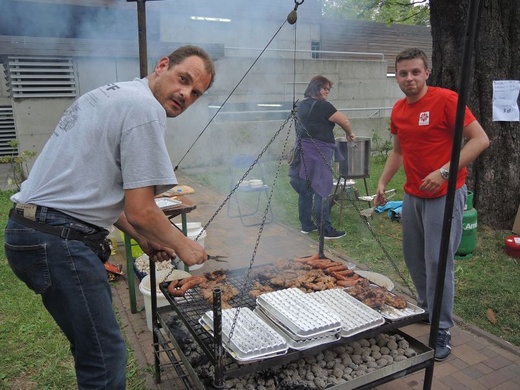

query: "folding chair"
left=226, top=154, right=273, bottom=226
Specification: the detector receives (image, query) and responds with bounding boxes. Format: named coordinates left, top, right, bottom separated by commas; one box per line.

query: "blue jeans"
left=290, top=176, right=332, bottom=232
left=4, top=208, right=127, bottom=389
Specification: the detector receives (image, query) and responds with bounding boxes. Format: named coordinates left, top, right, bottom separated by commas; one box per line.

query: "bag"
left=83, top=230, right=111, bottom=263
left=288, top=99, right=317, bottom=167
left=288, top=144, right=301, bottom=167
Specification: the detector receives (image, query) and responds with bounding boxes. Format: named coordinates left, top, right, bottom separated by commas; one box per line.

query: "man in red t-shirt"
left=374, top=48, right=489, bottom=361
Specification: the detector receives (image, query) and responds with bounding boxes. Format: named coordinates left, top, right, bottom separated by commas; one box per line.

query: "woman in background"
left=289, top=75, right=355, bottom=239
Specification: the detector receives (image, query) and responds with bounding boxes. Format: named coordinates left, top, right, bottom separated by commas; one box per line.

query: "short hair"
left=304, top=75, right=333, bottom=98
left=167, top=45, right=216, bottom=90
left=395, top=48, right=429, bottom=71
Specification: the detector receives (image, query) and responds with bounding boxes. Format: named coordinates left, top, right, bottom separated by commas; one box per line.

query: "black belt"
left=9, top=205, right=111, bottom=262
left=9, top=207, right=92, bottom=241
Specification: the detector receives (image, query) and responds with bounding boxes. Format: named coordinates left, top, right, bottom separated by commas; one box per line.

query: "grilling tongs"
left=357, top=189, right=396, bottom=202
left=169, top=221, right=228, bottom=266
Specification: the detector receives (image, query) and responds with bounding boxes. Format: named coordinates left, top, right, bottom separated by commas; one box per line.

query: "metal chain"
left=226, top=115, right=295, bottom=343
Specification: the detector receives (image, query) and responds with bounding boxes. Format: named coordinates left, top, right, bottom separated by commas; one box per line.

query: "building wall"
left=1, top=0, right=419, bottom=169
left=3, top=54, right=402, bottom=170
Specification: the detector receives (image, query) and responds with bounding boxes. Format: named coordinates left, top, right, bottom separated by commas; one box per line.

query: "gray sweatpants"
left=401, top=185, right=467, bottom=330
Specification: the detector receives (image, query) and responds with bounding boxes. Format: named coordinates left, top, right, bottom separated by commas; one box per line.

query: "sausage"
left=334, top=269, right=356, bottom=277
left=325, top=264, right=349, bottom=272
left=336, top=278, right=361, bottom=287
left=168, top=275, right=208, bottom=297
left=293, top=254, right=320, bottom=263
left=306, top=259, right=335, bottom=269
left=331, top=272, right=352, bottom=281
left=167, top=279, right=181, bottom=296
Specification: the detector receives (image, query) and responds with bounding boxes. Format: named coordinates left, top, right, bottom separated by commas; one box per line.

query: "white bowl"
left=249, top=179, right=264, bottom=188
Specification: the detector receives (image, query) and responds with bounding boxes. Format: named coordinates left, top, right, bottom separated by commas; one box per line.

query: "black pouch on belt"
left=83, top=230, right=111, bottom=263
left=9, top=208, right=111, bottom=263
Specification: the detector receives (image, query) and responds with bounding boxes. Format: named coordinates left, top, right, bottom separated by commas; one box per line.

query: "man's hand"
left=374, top=184, right=388, bottom=207
left=139, top=239, right=176, bottom=262
left=419, top=170, right=446, bottom=194
left=174, top=236, right=208, bottom=266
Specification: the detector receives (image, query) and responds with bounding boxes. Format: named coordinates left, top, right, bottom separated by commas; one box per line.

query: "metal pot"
left=334, top=136, right=371, bottom=179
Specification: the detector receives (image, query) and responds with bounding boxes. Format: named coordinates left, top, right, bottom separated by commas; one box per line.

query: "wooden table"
left=125, top=195, right=197, bottom=314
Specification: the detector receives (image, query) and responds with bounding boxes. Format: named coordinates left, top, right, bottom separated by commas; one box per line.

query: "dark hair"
left=167, top=45, right=216, bottom=89
left=303, top=75, right=333, bottom=98
left=395, top=48, right=429, bottom=71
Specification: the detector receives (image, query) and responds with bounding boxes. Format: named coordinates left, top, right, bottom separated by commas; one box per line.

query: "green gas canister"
left=455, top=191, right=478, bottom=260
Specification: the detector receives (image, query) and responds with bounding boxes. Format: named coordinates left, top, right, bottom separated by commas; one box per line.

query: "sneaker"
left=324, top=229, right=347, bottom=240
left=301, top=228, right=318, bottom=234
left=435, top=329, right=451, bottom=361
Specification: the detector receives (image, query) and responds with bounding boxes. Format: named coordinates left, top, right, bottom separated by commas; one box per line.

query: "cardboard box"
left=513, top=205, right=520, bottom=234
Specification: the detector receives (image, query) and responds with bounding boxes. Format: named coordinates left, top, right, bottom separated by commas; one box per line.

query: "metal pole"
left=137, top=0, right=148, bottom=77
left=423, top=0, right=481, bottom=388
left=319, top=200, right=325, bottom=258
left=213, top=288, right=225, bottom=388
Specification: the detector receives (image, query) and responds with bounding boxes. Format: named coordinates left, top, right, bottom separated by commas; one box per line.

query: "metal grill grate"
left=5, top=56, right=77, bottom=98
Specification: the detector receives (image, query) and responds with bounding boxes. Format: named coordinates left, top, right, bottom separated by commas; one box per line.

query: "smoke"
left=0, top=1, right=153, bottom=40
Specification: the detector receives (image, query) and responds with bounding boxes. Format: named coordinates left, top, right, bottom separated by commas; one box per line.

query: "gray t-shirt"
left=12, top=78, right=176, bottom=227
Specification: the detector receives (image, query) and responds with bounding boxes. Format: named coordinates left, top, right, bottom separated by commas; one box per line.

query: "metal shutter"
left=5, top=56, right=77, bottom=98
left=0, top=106, right=17, bottom=157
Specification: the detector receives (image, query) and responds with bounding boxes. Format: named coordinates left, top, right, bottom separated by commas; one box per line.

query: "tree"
left=429, top=0, right=520, bottom=229
left=322, top=0, right=430, bottom=26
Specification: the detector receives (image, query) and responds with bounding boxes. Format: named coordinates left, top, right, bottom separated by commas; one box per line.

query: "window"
left=311, top=41, right=321, bottom=59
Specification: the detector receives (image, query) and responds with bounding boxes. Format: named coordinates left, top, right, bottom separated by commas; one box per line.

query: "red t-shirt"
left=390, top=86, right=476, bottom=198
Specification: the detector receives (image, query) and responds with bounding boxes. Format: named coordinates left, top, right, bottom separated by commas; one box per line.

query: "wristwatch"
left=440, top=167, right=449, bottom=180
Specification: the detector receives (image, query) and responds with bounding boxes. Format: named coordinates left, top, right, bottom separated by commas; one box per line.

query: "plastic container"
left=455, top=191, right=478, bottom=260
left=174, top=222, right=207, bottom=271
left=504, top=235, right=520, bottom=258
left=139, top=269, right=190, bottom=331
left=120, top=231, right=144, bottom=259
left=107, top=226, right=119, bottom=256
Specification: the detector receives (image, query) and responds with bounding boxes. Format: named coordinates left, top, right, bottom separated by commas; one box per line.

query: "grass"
left=0, top=192, right=148, bottom=390
left=192, top=154, right=520, bottom=347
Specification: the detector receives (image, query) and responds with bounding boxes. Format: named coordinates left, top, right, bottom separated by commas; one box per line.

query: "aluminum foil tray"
left=379, top=300, right=425, bottom=321
left=199, top=307, right=288, bottom=363
left=309, top=289, right=385, bottom=337
left=254, top=308, right=341, bottom=351
left=256, top=288, right=342, bottom=338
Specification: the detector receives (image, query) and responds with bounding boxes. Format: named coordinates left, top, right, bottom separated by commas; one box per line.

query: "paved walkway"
left=110, top=172, right=520, bottom=390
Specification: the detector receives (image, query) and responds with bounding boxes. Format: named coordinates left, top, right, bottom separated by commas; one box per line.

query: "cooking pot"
left=334, top=136, right=371, bottom=178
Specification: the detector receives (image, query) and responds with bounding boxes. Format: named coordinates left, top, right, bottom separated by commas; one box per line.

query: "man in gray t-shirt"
left=5, top=45, right=216, bottom=389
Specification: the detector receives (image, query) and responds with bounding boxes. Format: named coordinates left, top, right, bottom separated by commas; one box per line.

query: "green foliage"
left=0, top=140, right=37, bottom=191
left=371, top=130, right=393, bottom=163
left=323, top=0, right=430, bottom=26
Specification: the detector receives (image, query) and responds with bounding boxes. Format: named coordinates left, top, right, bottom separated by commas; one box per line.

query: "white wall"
left=7, top=55, right=403, bottom=170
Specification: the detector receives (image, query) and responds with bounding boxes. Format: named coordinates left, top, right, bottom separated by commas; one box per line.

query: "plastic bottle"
left=107, top=226, right=119, bottom=256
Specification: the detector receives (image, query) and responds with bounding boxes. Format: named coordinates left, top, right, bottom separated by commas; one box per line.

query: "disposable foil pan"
left=309, top=289, right=385, bottom=337
left=256, top=288, right=342, bottom=338
left=254, top=307, right=341, bottom=351
left=379, top=299, right=425, bottom=321
left=199, top=307, right=288, bottom=363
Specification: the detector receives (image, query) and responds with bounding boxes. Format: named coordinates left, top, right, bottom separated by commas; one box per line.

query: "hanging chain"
left=226, top=115, right=295, bottom=343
